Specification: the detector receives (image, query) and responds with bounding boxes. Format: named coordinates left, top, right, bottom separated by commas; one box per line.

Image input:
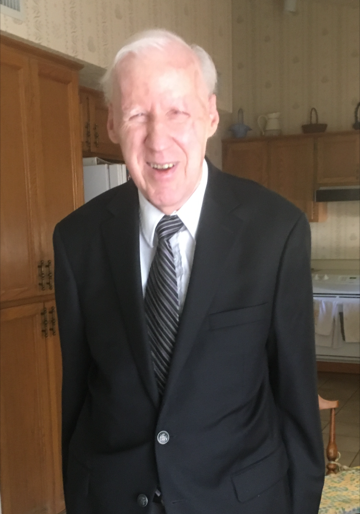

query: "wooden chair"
left=318, top=395, right=340, bottom=475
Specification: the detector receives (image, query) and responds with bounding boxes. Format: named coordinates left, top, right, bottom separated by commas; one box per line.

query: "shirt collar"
left=139, top=160, right=208, bottom=247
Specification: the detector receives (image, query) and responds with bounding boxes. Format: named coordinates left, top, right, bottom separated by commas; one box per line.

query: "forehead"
left=113, top=45, right=207, bottom=104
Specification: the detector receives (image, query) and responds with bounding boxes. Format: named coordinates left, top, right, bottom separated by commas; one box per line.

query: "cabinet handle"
left=45, top=260, right=53, bottom=290
left=41, top=308, right=49, bottom=338
left=49, top=306, right=57, bottom=336
left=85, top=121, right=91, bottom=150
left=94, top=124, right=99, bottom=147
left=38, top=260, right=46, bottom=290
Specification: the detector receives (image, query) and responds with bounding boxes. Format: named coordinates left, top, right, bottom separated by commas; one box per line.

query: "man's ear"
left=208, top=94, right=220, bottom=137
left=107, top=104, right=119, bottom=144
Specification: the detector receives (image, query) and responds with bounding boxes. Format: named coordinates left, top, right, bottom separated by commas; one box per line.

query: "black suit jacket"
left=54, top=162, right=324, bottom=514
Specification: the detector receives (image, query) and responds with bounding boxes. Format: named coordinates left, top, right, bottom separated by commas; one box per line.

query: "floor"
left=318, top=371, right=360, bottom=468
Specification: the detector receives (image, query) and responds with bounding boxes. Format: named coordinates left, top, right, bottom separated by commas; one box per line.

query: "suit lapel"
left=99, top=166, right=245, bottom=408
left=101, top=181, right=159, bottom=408
left=163, top=167, right=245, bottom=402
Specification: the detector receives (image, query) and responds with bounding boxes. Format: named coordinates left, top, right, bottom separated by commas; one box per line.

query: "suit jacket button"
left=137, top=494, right=149, bottom=507
left=157, top=430, right=170, bottom=444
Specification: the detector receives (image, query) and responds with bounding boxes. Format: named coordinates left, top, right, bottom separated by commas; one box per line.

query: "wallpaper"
left=310, top=202, right=360, bottom=260
left=206, top=111, right=233, bottom=170
left=232, top=0, right=360, bottom=260
left=232, top=0, right=359, bottom=135
left=2, top=0, right=359, bottom=260
left=0, top=0, right=232, bottom=111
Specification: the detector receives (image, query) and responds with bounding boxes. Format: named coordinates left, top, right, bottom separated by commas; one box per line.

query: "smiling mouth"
left=148, top=162, right=176, bottom=170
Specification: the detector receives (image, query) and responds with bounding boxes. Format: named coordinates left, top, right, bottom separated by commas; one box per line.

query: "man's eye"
left=169, top=110, right=188, bottom=121
left=130, top=113, right=146, bottom=120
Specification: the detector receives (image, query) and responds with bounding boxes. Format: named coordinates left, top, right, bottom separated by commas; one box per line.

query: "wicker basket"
left=302, top=108, right=327, bottom=134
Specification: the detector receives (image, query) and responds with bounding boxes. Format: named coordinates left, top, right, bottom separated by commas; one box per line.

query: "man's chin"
left=148, top=193, right=183, bottom=214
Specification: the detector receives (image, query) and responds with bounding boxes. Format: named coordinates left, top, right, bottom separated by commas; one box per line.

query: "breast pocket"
left=209, top=303, right=270, bottom=331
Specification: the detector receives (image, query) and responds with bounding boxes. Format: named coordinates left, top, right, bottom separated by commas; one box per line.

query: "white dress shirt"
left=138, top=160, right=208, bottom=312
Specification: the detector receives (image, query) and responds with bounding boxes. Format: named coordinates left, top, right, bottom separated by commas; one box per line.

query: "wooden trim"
left=317, top=361, right=360, bottom=374
left=80, top=85, right=103, bottom=96
left=69, top=70, right=85, bottom=209
left=1, top=294, right=55, bottom=311
left=0, top=35, right=83, bottom=71
left=222, top=130, right=357, bottom=144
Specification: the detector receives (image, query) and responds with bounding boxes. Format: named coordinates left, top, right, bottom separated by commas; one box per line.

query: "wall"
left=311, top=202, right=360, bottom=260
left=0, top=0, right=232, bottom=111
left=1, top=0, right=232, bottom=168
left=232, top=0, right=359, bottom=134
left=232, top=0, right=360, bottom=260
left=206, top=111, right=233, bottom=169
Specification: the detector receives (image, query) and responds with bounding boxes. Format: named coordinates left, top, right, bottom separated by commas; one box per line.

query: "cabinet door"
left=31, top=57, right=84, bottom=269
left=222, top=140, right=268, bottom=186
left=316, top=133, right=360, bottom=186
left=269, top=138, right=315, bottom=219
left=0, top=45, right=42, bottom=302
left=0, top=303, right=55, bottom=514
left=44, top=302, right=65, bottom=513
left=90, top=90, right=123, bottom=160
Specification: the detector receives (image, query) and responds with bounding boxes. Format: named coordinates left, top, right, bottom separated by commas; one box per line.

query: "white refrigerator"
left=83, top=157, right=128, bottom=202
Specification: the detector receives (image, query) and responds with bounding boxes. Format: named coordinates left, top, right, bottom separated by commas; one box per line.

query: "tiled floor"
left=318, top=372, right=360, bottom=468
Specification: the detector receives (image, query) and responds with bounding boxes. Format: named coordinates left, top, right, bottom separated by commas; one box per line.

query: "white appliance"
left=83, top=157, right=128, bottom=202
left=312, top=270, right=360, bottom=363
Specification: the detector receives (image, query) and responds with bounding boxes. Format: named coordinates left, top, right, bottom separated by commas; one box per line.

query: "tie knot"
left=156, top=215, right=183, bottom=241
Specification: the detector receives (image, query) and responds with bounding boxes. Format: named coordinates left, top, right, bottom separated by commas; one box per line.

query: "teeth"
left=150, top=163, right=175, bottom=170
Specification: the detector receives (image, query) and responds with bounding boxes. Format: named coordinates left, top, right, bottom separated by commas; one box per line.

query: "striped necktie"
left=144, top=215, right=184, bottom=395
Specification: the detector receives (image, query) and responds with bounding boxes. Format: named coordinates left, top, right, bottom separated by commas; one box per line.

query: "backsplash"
left=310, top=202, right=360, bottom=259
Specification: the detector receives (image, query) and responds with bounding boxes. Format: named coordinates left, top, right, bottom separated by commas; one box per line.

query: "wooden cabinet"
left=316, top=132, right=360, bottom=186
left=223, top=132, right=359, bottom=221
left=0, top=37, right=83, bottom=514
left=0, top=41, right=83, bottom=304
left=0, top=301, right=63, bottom=514
left=223, top=136, right=326, bottom=221
left=268, top=138, right=315, bottom=219
left=0, top=46, right=41, bottom=302
left=223, top=134, right=360, bottom=222
left=80, top=87, right=123, bottom=161
left=222, top=140, right=268, bottom=186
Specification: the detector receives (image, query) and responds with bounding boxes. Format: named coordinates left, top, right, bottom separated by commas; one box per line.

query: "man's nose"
left=145, top=118, right=171, bottom=152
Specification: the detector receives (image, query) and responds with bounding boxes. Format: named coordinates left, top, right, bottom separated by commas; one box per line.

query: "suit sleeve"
left=53, top=225, right=91, bottom=487
left=268, top=213, right=324, bottom=514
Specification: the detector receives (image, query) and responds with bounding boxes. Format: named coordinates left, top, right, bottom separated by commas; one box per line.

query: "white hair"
left=100, top=29, right=217, bottom=105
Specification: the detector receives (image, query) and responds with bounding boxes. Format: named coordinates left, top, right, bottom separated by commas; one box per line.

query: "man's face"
left=107, top=45, right=219, bottom=214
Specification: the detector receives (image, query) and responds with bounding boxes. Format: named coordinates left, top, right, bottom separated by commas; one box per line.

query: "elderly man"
left=54, top=29, right=324, bottom=514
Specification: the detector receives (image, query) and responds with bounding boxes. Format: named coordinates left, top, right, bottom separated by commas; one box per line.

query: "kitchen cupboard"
left=268, top=137, right=315, bottom=219
left=221, top=140, right=269, bottom=186
left=0, top=301, right=64, bottom=514
left=223, top=131, right=359, bottom=221
left=0, top=40, right=83, bottom=304
left=316, top=132, right=359, bottom=186
left=0, top=37, right=83, bottom=514
left=221, top=137, right=316, bottom=217
left=0, top=46, right=41, bottom=303
left=222, top=133, right=360, bottom=222
left=80, top=86, right=123, bottom=161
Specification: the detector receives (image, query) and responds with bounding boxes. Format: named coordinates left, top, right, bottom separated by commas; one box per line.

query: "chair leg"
left=326, top=408, right=339, bottom=475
